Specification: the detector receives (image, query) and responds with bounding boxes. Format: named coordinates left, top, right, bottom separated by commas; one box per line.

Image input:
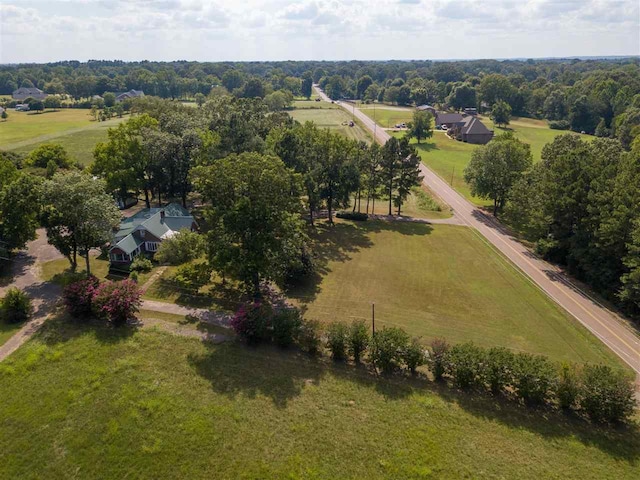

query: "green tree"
left=222, top=69, right=243, bottom=92
left=103, top=92, right=116, bottom=107
left=92, top=114, right=159, bottom=208
left=0, top=157, right=41, bottom=251
left=194, top=92, right=205, bottom=107
left=464, top=132, right=533, bottom=216
left=43, top=96, right=61, bottom=110
left=1, top=110, right=7, bottom=121
left=154, top=229, right=205, bottom=265
left=490, top=100, right=512, bottom=128
left=405, top=110, right=433, bottom=144
left=41, top=171, right=120, bottom=274
left=446, top=83, right=476, bottom=110
left=301, top=72, right=313, bottom=99
left=394, top=140, right=423, bottom=216
left=27, top=143, right=72, bottom=169
left=192, top=152, right=307, bottom=295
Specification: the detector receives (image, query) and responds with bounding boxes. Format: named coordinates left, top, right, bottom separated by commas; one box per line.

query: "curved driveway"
left=314, top=86, right=640, bottom=377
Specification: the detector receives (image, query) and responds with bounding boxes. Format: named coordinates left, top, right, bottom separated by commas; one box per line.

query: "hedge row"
left=231, top=298, right=636, bottom=424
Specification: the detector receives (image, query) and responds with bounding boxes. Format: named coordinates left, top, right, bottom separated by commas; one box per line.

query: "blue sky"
left=0, top=0, right=638, bottom=63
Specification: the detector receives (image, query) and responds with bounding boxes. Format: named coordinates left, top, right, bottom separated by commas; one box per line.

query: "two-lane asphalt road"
left=314, top=85, right=640, bottom=377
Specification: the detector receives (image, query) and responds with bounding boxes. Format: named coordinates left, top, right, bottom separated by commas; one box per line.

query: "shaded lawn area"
left=40, top=256, right=154, bottom=286
left=0, top=317, right=637, bottom=479
left=289, top=220, right=623, bottom=368
left=142, top=267, right=243, bottom=313
left=11, top=126, right=113, bottom=167
left=0, top=322, right=23, bottom=347
left=357, top=185, right=452, bottom=219
left=288, top=107, right=372, bottom=144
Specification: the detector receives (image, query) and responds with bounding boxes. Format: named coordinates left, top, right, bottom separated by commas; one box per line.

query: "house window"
left=146, top=242, right=159, bottom=252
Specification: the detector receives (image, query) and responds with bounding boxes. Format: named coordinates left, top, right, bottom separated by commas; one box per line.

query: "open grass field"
left=289, top=105, right=372, bottom=143
left=359, top=104, right=414, bottom=128
left=289, top=220, right=622, bottom=367
left=0, top=317, right=637, bottom=479
left=0, top=109, right=97, bottom=146
left=384, top=115, right=590, bottom=206
left=10, top=126, right=113, bottom=166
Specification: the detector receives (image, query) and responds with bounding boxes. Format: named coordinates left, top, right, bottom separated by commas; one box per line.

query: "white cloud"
left=0, top=0, right=637, bottom=62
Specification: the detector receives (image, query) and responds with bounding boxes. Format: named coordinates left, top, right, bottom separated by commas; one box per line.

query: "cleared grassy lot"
left=0, top=318, right=637, bottom=479
left=289, top=105, right=371, bottom=143
left=10, top=126, right=113, bottom=166
left=0, top=109, right=96, bottom=146
left=359, top=104, right=414, bottom=128
left=360, top=185, right=451, bottom=219
left=289, top=220, right=622, bottom=367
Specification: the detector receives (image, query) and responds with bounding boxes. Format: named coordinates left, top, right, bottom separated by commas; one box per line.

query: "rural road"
left=314, top=86, right=640, bottom=377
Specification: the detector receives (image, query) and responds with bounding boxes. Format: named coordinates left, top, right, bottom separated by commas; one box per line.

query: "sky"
left=0, top=0, right=638, bottom=64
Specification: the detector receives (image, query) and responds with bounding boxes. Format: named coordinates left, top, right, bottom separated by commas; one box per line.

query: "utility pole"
left=372, top=303, right=376, bottom=337
left=373, top=102, right=377, bottom=144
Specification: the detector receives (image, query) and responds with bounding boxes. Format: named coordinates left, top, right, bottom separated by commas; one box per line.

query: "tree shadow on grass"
left=433, top=383, right=640, bottom=463
left=33, top=312, right=138, bottom=347
left=188, top=339, right=639, bottom=461
left=287, top=220, right=432, bottom=302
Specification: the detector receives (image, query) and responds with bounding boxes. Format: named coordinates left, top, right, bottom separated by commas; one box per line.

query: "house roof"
left=115, top=89, right=144, bottom=101
left=416, top=105, right=435, bottom=111
left=436, top=112, right=464, bottom=125
left=110, top=203, right=194, bottom=254
left=460, top=116, right=492, bottom=135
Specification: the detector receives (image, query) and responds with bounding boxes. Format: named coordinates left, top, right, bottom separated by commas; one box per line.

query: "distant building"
left=448, top=115, right=494, bottom=145
left=463, top=107, right=478, bottom=116
left=416, top=104, right=437, bottom=116
left=435, top=112, right=464, bottom=128
left=115, top=89, right=145, bottom=102
left=12, top=87, right=47, bottom=101
left=109, top=203, right=197, bottom=264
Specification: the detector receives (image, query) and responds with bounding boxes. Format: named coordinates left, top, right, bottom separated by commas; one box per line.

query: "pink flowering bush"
left=63, top=276, right=100, bottom=319
left=92, top=279, right=142, bottom=326
left=231, top=301, right=273, bottom=345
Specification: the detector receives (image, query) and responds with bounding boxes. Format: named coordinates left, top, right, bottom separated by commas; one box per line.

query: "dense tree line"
left=2, top=58, right=639, bottom=141
left=501, top=134, right=640, bottom=316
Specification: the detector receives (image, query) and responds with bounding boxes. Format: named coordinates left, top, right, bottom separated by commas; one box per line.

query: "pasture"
left=0, top=317, right=636, bottom=479
left=0, top=108, right=95, bottom=146
left=289, top=220, right=623, bottom=367
left=359, top=104, right=414, bottom=128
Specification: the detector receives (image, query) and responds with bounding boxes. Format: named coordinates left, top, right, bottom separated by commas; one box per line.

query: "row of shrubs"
left=0, top=288, right=32, bottom=324
left=231, top=297, right=636, bottom=424
left=63, top=277, right=142, bottom=326
left=336, top=211, right=368, bottom=221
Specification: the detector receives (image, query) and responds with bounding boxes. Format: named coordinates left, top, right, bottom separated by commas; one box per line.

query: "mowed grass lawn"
left=362, top=185, right=452, bottom=219
left=0, top=322, right=23, bottom=347
left=10, top=126, right=114, bottom=167
left=290, top=220, right=622, bottom=367
left=386, top=114, right=591, bottom=206
left=0, top=318, right=637, bottom=479
left=359, top=104, right=414, bottom=128
left=289, top=105, right=372, bottom=143
left=0, top=109, right=96, bottom=146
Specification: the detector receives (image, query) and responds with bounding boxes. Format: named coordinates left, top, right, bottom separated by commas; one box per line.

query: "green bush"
left=271, top=307, right=302, bottom=348
left=297, top=319, right=322, bottom=355
left=403, top=338, right=426, bottom=374
left=548, top=120, right=570, bottom=130
left=580, top=364, right=635, bottom=424
left=446, top=342, right=485, bottom=389
left=172, top=262, right=212, bottom=291
left=556, top=363, right=580, bottom=410
left=231, top=301, right=273, bottom=345
left=130, top=256, right=153, bottom=273
left=513, top=353, right=555, bottom=405
left=428, top=338, right=450, bottom=381
left=348, top=320, right=370, bottom=363
left=326, top=322, right=349, bottom=360
left=154, top=229, right=204, bottom=265
left=336, top=211, right=368, bottom=221
left=0, top=287, right=32, bottom=324
left=129, top=271, right=139, bottom=283
left=485, top=347, right=515, bottom=395
left=370, top=327, right=409, bottom=373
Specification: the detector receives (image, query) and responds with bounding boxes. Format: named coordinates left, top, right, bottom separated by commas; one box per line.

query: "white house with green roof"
left=109, top=203, right=197, bottom=264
